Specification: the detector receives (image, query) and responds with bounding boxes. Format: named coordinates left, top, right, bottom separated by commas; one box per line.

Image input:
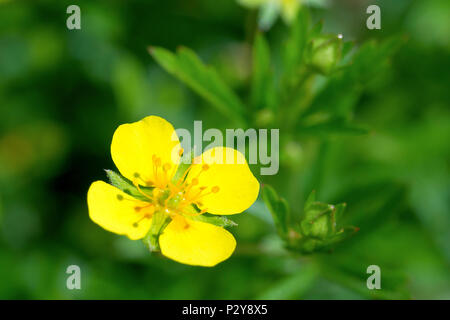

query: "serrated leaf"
left=149, top=46, right=246, bottom=125
left=262, top=185, right=290, bottom=238
left=105, top=169, right=153, bottom=201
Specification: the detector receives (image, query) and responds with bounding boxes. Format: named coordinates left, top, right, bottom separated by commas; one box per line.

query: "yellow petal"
left=110, top=115, right=181, bottom=185
left=159, top=216, right=236, bottom=267
left=186, top=147, right=260, bottom=215
left=87, top=181, right=152, bottom=240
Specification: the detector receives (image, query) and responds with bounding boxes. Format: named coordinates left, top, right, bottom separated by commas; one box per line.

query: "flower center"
left=125, top=153, right=220, bottom=228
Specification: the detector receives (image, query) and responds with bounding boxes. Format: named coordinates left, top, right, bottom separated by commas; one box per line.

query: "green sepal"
left=171, top=149, right=194, bottom=184
left=262, top=185, right=290, bottom=239
left=105, top=169, right=153, bottom=202
left=306, top=34, right=343, bottom=75
left=182, top=205, right=237, bottom=228
left=143, top=211, right=171, bottom=252
left=187, top=213, right=238, bottom=228
left=299, top=226, right=359, bottom=254
left=300, top=202, right=335, bottom=239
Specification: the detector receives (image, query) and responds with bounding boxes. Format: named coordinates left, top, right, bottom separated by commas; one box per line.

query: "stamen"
left=132, top=214, right=151, bottom=228
left=152, top=154, right=162, bottom=187
left=134, top=203, right=154, bottom=213
left=133, top=181, right=153, bottom=200
left=116, top=193, right=144, bottom=204
left=176, top=163, right=194, bottom=187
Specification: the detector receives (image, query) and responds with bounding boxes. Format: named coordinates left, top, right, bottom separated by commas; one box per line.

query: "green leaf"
left=104, top=170, right=153, bottom=201
left=283, top=7, right=309, bottom=79
left=143, top=211, right=171, bottom=252
left=149, top=46, right=246, bottom=125
left=262, top=185, right=290, bottom=238
left=251, top=33, right=276, bottom=111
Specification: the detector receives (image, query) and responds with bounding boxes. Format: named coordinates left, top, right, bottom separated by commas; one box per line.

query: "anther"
left=202, top=164, right=209, bottom=171
left=152, top=155, right=161, bottom=165
left=163, top=163, right=171, bottom=172
left=178, top=148, right=184, bottom=156
left=211, top=186, right=220, bottom=193
left=191, top=178, right=199, bottom=186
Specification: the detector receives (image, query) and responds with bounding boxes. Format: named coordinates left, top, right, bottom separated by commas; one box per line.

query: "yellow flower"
left=87, top=116, right=260, bottom=266
left=238, top=0, right=302, bottom=25
left=279, top=0, right=301, bottom=24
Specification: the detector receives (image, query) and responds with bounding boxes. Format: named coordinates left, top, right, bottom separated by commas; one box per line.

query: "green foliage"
left=149, top=46, right=246, bottom=125
left=250, top=33, right=276, bottom=112
left=0, top=0, right=448, bottom=300
left=263, top=187, right=358, bottom=254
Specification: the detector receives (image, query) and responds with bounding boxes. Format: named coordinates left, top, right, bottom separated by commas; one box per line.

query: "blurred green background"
left=0, top=0, right=449, bottom=299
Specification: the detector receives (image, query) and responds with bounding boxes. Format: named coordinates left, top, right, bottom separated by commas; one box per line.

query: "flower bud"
left=307, top=34, right=343, bottom=75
